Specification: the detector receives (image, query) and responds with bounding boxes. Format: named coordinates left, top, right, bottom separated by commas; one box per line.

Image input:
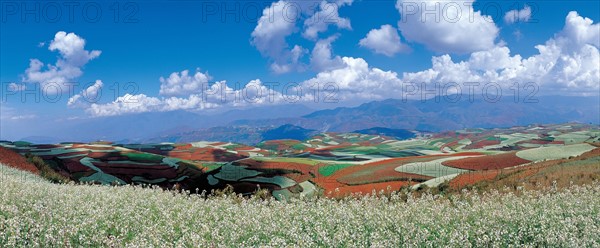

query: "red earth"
left=0, top=147, right=39, bottom=174
left=449, top=148, right=600, bottom=189
left=449, top=170, right=500, bottom=189
left=335, top=163, right=433, bottom=185
left=331, top=152, right=482, bottom=181
left=312, top=152, right=484, bottom=194
left=440, top=140, right=459, bottom=151
left=167, top=148, right=246, bottom=162
left=442, top=152, right=531, bottom=170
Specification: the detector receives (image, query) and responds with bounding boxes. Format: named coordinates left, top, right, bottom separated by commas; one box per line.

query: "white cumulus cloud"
left=251, top=1, right=307, bottom=74
left=359, top=24, right=410, bottom=56
left=402, top=11, right=599, bottom=95
left=310, top=35, right=344, bottom=71
left=301, top=56, right=403, bottom=100
left=504, top=5, right=532, bottom=24
left=159, top=69, right=212, bottom=96
left=23, top=31, right=101, bottom=93
left=395, top=0, right=499, bottom=54
left=303, top=0, right=353, bottom=40
left=86, top=79, right=290, bottom=117
left=67, top=80, right=104, bottom=108
left=251, top=0, right=354, bottom=73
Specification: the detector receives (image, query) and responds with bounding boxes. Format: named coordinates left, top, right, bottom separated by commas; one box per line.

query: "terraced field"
left=1, top=123, right=598, bottom=198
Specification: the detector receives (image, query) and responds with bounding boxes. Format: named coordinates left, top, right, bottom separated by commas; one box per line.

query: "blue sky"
left=0, top=0, right=599, bottom=138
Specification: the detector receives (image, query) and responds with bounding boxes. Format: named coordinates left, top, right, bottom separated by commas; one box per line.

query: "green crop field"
left=318, top=163, right=355, bottom=176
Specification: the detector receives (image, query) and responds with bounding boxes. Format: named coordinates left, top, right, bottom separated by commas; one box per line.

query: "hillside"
left=1, top=123, right=598, bottom=198
left=449, top=144, right=600, bottom=192
left=1, top=162, right=599, bottom=246
left=1, top=123, right=599, bottom=246
left=0, top=147, right=39, bottom=174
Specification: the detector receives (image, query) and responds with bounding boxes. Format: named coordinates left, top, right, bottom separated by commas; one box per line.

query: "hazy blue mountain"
left=261, top=124, right=318, bottom=141
left=147, top=126, right=269, bottom=145
left=230, top=95, right=600, bottom=132
left=15, top=104, right=313, bottom=143
left=15, top=96, right=598, bottom=144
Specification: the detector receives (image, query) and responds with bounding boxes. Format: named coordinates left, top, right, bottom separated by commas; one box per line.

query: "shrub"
left=24, top=153, right=70, bottom=184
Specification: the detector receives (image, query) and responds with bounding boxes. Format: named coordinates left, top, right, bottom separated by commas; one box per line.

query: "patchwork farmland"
left=1, top=123, right=598, bottom=199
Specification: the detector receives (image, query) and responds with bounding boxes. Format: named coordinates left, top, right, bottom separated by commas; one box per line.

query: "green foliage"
left=12, top=141, right=32, bottom=147
left=211, top=184, right=236, bottom=197
left=24, top=153, right=70, bottom=184
left=123, top=152, right=164, bottom=162
left=318, top=163, right=355, bottom=176
left=252, top=187, right=272, bottom=201
left=290, top=143, right=307, bottom=150
left=431, top=181, right=451, bottom=195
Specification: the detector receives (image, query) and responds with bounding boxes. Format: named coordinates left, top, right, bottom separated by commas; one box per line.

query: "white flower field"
left=1, top=163, right=599, bottom=247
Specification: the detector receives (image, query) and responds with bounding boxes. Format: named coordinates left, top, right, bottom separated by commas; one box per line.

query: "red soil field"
left=314, top=153, right=485, bottom=194
left=234, top=146, right=258, bottom=151
left=442, top=152, right=531, bottom=170
left=61, top=158, right=93, bottom=173
left=449, top=148, right=600, bottom=189
left=330, top=152, right=483, bottom=182
left=173, top=143, right=193, bottom=149
left=0, top=147, right=39, bottom=174
left=336, top=165, right=432, bottom=185
left=440, top=140, right=459, bottom=151
left=449, top=170, right=500, bottom=189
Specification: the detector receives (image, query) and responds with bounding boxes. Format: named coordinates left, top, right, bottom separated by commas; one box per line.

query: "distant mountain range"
left=232, top=95, right=600, bottom=132
left=14, top=95, right=600, bottom=144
